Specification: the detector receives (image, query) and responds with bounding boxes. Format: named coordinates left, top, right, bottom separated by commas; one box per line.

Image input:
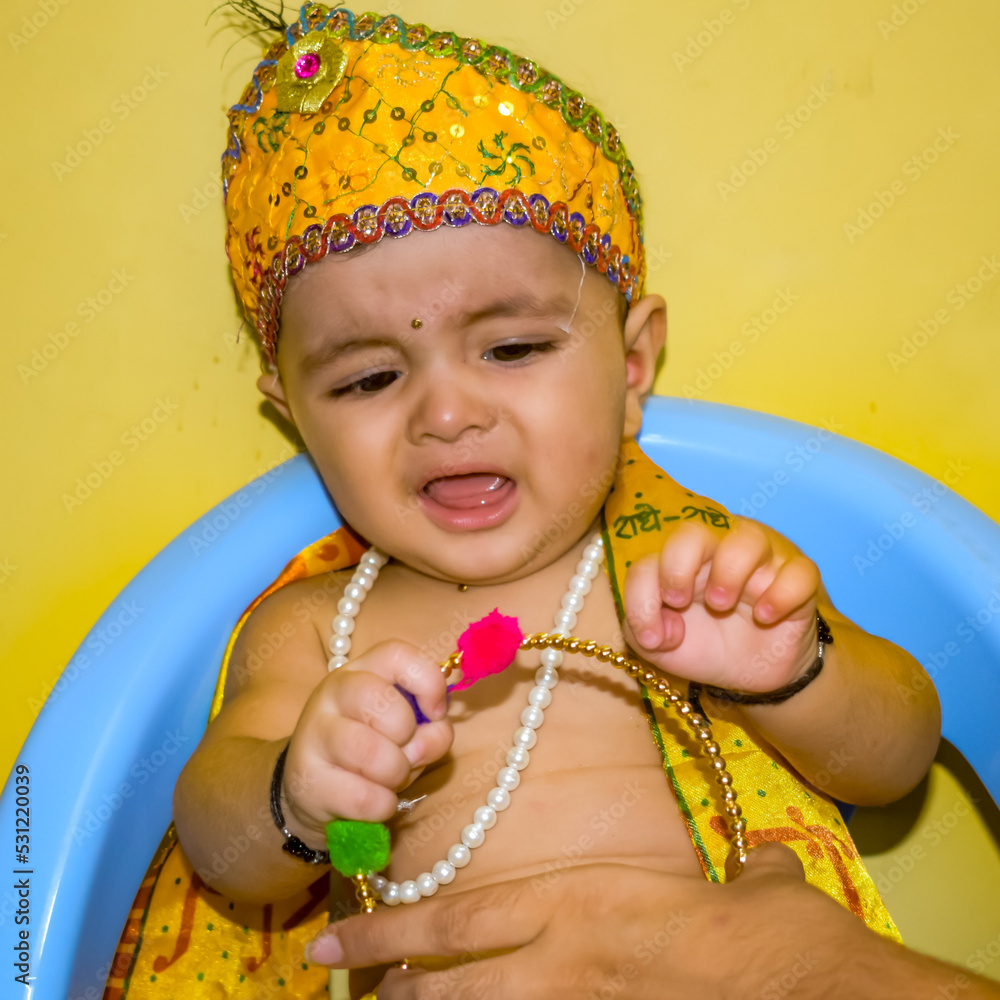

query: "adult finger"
left=307, top=878, right=553, bottom=968
left=374, top=949, right=540, bottom=1000
left=738, top=841, right=807, bottom=882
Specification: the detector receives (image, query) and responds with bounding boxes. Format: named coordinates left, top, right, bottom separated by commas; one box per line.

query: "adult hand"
left=306, top=844, right=1000, bottom=999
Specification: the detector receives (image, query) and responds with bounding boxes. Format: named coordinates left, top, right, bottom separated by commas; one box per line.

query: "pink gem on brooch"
left=275, top=31, right=347, bottom=114
left=450, top=609, right=523, bottom=692
left=294, top=52, right=321, bottom=79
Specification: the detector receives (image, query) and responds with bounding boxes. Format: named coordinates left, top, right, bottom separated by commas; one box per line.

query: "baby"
left=106, top=6, right=940, bottom=998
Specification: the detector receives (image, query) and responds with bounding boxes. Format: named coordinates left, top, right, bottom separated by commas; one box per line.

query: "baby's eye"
left=331, top=370, right=400, bottom=397
left=484, top=342, right=555, bottom=363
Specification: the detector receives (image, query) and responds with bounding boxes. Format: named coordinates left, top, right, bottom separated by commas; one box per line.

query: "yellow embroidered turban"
left=222, top=4, right=645, bottom=364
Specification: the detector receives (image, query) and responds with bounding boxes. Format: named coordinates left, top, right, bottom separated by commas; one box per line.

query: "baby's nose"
left=408, top=369, right=497, bottom=444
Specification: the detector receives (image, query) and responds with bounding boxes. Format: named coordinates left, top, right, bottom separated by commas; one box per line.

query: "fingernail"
left=664, top=589, right=684, bottom=606
left=403, top=740, right=422, bottom=766
left=756, top=603, right=773, bottom=622
left=709, top=586, right=727, bottom=606
left=639, top=628, right=659, bottom=648
left=305, top=930, right=343, bottom=964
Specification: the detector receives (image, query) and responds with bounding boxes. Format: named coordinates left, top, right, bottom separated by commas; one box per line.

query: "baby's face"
left=264, top=224, right=661, bottom=585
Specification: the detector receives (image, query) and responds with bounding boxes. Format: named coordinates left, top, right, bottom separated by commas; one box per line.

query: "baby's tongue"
left=424, top=474, right=510, bottom=509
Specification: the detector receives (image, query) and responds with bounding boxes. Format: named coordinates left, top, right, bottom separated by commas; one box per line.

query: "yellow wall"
left=2, top=0, right=998, bottom=976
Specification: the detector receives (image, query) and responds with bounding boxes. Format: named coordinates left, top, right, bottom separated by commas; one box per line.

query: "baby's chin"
left=371, top=520, right=601, bottom=588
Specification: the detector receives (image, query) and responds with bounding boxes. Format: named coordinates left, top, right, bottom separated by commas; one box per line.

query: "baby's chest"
left=391, top=665, right=706, bottom=885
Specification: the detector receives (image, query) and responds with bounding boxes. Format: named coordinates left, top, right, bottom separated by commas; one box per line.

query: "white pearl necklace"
left=327, top=533, right=605, bottom=905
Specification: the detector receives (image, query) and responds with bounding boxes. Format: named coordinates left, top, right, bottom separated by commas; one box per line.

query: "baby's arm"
left=624, top=519, right=941, bottom=806
left=173, top=578, right=452, bottom=902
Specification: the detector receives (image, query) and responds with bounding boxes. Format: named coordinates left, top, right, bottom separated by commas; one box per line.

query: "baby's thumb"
left=622, top=554, right=666, bottom=650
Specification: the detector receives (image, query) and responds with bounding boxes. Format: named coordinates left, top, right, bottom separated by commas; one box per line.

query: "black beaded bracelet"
left=703, top=612, right=833, bottom=706
left=269, top=743, right=330, bottom=865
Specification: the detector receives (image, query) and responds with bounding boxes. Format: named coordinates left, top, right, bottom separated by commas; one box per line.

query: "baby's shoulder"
left=223, top=569, right=353, bottom=699
left=246, top=568, right=355, bottom=631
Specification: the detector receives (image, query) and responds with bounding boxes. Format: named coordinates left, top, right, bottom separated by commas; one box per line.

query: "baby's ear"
left=622, top=293, right=666, bottom=438
left=256, top=369, right=295, bottom=426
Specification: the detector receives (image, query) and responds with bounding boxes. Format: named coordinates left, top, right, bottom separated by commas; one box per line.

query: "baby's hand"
left=281, top=640, right=453, bottom=844
left=622, top=519, right=821, bottom=692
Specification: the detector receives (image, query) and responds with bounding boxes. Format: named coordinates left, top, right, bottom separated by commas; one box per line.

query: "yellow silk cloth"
left=103, top=439, right=898, bottom=998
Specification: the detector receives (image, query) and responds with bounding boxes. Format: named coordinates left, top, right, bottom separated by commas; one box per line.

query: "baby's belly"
left=351, top=754, right=704, bottom=997
left=387, top=664, right=707, bottom=890
left=389, top=759, right=704, bottom=889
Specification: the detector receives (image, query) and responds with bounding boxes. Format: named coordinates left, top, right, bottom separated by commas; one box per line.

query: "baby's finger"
left=324, top=716, right=412, bottom=790
left=704, top=520, right=771, bottom=612
left=622, top=554, right=667, bottom=649
left=400, top=717, right=453, bottom=772
left=657, top=521, right=719, bottom=607
left=331, top=670, right=419, bottom=747
left=352, top=639, right=449, bottom=723
left=287, top=762, right=398, bottom=825
left=754, top=554, right=821, bottom=623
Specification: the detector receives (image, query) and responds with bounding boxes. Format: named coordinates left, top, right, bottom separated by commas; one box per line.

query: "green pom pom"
left=325, top=819, right=391, bottom=877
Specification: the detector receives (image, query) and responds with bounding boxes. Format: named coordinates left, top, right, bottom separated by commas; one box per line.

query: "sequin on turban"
left=223, top=5, right=645, bottom=364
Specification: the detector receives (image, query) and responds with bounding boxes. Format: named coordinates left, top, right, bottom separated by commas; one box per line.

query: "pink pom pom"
left=451, top=609, right=523, bottom=691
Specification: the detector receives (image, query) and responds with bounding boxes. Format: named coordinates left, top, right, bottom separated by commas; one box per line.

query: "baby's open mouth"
left=422, top=474, right=513, bottom=509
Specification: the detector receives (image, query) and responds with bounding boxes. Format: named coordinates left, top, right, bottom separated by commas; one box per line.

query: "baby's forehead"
left=283, top=223, right=611, bottom=324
